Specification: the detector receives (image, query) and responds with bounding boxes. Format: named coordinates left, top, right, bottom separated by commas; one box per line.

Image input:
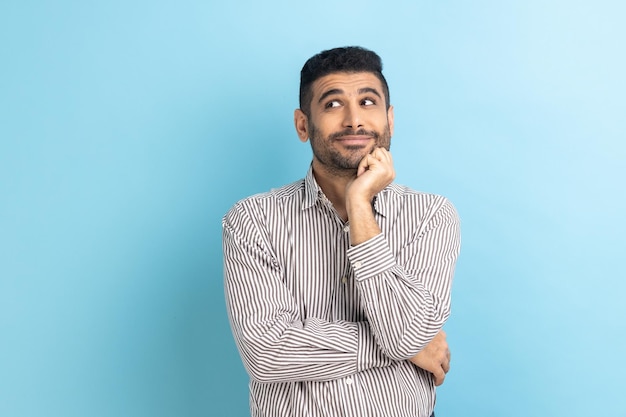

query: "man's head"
left=299, top=46, right=390, bottom=117
left=295, top=46, right=394, bottom=175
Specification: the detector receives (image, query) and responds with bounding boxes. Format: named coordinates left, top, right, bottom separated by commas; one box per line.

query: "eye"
left=325, top=100, right=341, bottom=109
left=361, top=98, right=376, bottom=106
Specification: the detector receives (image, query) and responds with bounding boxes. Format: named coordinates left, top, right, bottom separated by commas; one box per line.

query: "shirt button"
left=342, top=277, right=347, bottom=284
left=343, top=225, right=350, bottom=232
left=346, top=377, right=353, bottom=385
left=353, top=261, right=362, bottom=269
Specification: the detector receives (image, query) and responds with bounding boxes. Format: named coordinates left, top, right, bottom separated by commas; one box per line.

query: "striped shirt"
left=222, top=167, right=460, bottom=417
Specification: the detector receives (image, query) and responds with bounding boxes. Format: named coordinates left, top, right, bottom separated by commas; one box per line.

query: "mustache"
left=329, top=129, right=379, bottom=140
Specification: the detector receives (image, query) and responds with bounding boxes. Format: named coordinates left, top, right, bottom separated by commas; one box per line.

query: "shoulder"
left=379, top=184, right=461, bottom=250
left=385, top=183, right=457, bottom=215
left=377, top=183, right=460, bottom=229
left=223, top=179, right=305, bottom=224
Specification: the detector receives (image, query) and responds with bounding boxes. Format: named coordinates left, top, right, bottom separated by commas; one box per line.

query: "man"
left=223, top=46, right=460, bottom=417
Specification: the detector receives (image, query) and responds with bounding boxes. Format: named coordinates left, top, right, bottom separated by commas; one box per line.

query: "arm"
left=222, top=201, right=393, bottom=384
left=346, top=148, right=461, bottom=361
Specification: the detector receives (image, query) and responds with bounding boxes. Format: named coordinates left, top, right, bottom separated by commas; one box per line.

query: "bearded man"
left=223, top=46, right=461, bottom=417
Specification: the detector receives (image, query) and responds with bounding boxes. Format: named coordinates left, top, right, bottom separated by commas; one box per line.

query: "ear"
left=294, top=109, right=309, bottom=143
left=387, top=105, right=395, bottom=137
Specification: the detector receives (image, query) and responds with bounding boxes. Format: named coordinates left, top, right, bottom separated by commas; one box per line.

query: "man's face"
left=295, top=72, right=394, bottom=174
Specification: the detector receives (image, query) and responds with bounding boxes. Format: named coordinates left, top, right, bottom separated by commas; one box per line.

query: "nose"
left=343, top=103, right=363, bottom=129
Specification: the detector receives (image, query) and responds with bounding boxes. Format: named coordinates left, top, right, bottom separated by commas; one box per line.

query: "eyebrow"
left=318, top=87, right=382, bottom=104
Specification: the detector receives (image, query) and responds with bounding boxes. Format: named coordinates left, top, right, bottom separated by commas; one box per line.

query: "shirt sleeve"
left=222, top=201, right=393, bottom=383
left=346, top=196, right=461, bottom=361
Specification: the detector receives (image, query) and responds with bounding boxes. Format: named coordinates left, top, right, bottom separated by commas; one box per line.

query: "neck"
left=311, top=160, right=356, bottom=221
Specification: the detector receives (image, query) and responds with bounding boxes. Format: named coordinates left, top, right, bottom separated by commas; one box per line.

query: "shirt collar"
left=302, top=165, right=389, bottom=217
left=302, top=165, right=320, bottom=210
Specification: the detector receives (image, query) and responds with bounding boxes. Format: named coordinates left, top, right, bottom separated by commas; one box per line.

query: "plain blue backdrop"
left=1, top=1, right=624, bottom=416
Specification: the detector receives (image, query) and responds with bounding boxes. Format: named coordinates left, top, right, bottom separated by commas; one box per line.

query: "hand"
left=345, top=147, right=395, bottom=205
left=408, top=330, right=451, bottom=386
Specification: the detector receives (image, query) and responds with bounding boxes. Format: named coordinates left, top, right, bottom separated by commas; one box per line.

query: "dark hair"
left=299, top=46, right=390, bottom=116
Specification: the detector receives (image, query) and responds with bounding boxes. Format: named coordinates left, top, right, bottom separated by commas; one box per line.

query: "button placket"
left=335, top=219, right=352, bottom=321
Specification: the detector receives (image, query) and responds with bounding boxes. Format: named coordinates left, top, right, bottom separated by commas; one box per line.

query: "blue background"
left=1, top=1, right=624, bottom=416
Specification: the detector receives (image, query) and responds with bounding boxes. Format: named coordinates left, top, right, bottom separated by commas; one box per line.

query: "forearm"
left=346, top=199, right=439, bottom=359
left=346, top=197, right=380, bottom=245
left=226, top=310, right=393, bottom=383
left=223, top=209, right=393, bottom=383
left=347, top=236, right=445, bottom=360
left=345, top=146, right=394, bottom=246
left=346, top=198, right=460, bottom=361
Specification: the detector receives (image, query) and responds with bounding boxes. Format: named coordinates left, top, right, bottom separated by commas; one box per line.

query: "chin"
left=336, top=156, right=364, bottom=171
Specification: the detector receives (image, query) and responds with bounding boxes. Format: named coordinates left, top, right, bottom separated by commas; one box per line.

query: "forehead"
left=311, top=72, right=384, bottom=98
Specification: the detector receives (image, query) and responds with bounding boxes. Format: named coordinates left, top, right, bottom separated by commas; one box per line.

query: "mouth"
left=334, top=135, right=373, bottom=147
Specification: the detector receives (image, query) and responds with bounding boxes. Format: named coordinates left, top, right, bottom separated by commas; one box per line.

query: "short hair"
left=299, top=46, right=390, bottom=117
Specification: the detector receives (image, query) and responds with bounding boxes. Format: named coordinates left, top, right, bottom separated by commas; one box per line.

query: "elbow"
left=239, top=347, right=282, bottom=383
left=239, top=342, right=296, bottom=384
left=382, top=335, right=436, bottom=361
left=247, top=366, right=277, bottom=384
left=245, top=360, right=287, bottom=384
left=380, top=308, right=451, bottom=361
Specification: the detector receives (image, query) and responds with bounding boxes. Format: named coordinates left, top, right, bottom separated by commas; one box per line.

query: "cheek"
left=313, top=111, right=343, bottom=128
left=309, top=120, right=333, bottom=138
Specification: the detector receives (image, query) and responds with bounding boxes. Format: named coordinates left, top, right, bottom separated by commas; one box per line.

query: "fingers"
left=356, top=148, right=395, bottom=182
left=356, top=152, right=377, bottom=176
left=365, top=147, right=390, bottom=165
left=371, top=147, right=393, bottom=164
left=442, top=356, right=450, bottom=374
left=368, top=147, right=395, bottom=180
left=407, top=341, right=451, bottom=386
left=434, top=353, right=451, bottom=386
left=433, top=368, right=445, bottom=386
left=431, top=330, right=451, bottom=385
left=440, top=332, right=451, bottom=373
left=356, top=154, right=369, bottom=176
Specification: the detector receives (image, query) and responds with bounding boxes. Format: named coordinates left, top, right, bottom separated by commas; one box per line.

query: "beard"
left=308, top=122, right=392, bottom=175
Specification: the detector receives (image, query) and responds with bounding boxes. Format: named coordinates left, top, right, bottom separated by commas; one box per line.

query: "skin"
left=294, top=71, right=451, bottom=386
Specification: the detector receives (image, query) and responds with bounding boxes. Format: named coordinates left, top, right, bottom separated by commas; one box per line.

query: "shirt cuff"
left=346, top=233, right=396, bottom=282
